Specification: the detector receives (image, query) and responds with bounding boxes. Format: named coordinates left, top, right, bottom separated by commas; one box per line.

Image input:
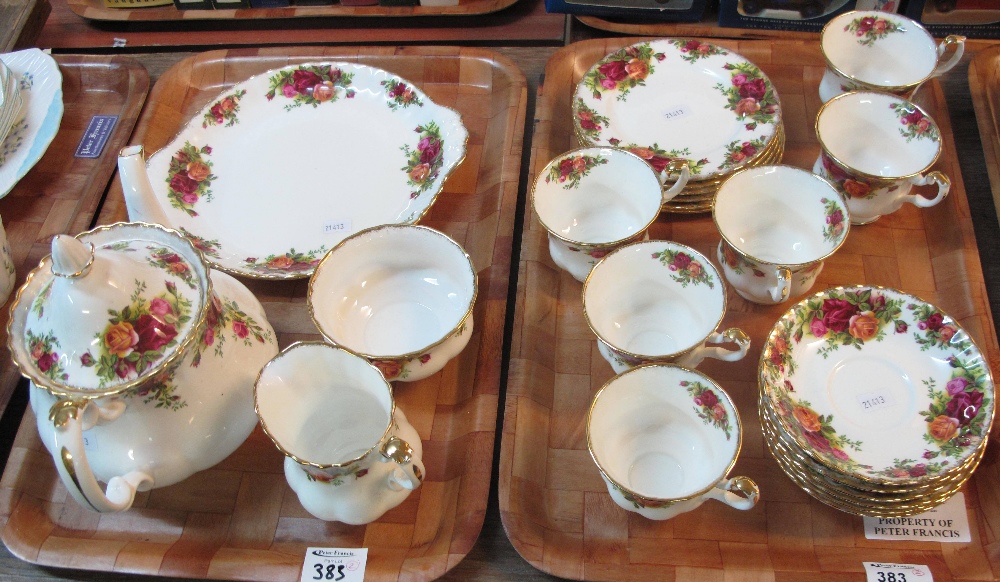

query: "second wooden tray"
left=0, top=46, right=526, bottom=582
left=501, top=37, right=1000, bottom=580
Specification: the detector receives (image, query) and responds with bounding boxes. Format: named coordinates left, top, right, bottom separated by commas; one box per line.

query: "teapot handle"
left=49, top=399, right=153, bottom=513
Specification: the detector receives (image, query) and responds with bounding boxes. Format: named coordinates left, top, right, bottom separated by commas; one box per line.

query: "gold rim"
left=757, top=284, right=996, bottom=486
left=253, top=340, right=396, bottom=470
left=820, top=11, right=947, bottom=94
left=531, top=146, right=666, bottom=250
left=6, top=221, right=214, bottom=400
left=581, top=240, right=728, bottom=361
left=142, top=60, right=469, bottom=281
left=586, top=363, right=743, bottom=506
left=711, top=165, right=849, bottom=269
left=307, top=223, right=478, bottom=362
left=815, top=90, right=942, bottom=183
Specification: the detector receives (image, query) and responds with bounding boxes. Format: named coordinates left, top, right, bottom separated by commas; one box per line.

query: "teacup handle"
left=906, top=171, right=951, bottom=209
left=659, top=159, right=691, bottom=204
left=676, top=328, right=751, bottom=368
left=705, top=476, right=759, bottom=511
left=48, top=399, right=152, bottom=513
left=933, top=35, right=966, bottom=77
left=769, top=267, right=792, bottom=303
left=381, top=436, right=425, bottom=492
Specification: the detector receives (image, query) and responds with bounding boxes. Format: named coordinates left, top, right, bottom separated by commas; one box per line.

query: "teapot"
left=7, top=222, right=278, bottom=512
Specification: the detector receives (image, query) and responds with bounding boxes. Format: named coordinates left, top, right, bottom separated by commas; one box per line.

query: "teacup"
left=587, top=363, right=759, bottom=520
left=713, top=165, right=850, bottom=305
left=255, top=341, right=424, bottom=524
left=583, top=240, right=749, bottom=374
left=819, top=10, right=965, bottom=102
left=814, top=91, right=949, bottom=225
left=0, top=217, right=14, bottom=306
left=532, top=147, right=690, bottom=282
left=309, top=224, right=477, bottom=382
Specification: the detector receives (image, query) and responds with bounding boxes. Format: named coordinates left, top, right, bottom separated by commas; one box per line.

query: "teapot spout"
left=117, top=145, right=171, bottom=227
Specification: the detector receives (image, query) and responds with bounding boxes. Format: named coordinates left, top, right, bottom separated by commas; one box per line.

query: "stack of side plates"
left=573, top=38, right=784, bottom=214
left=758, top=286, right=994, bottom=517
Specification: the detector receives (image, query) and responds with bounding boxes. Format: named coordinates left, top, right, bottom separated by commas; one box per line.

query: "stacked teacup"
left=758, top=286, right=994, bottom=517
left=571, top=38, right=785, bottom=214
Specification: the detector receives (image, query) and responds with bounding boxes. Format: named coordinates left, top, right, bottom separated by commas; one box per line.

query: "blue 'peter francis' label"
left=75, top=115, right=119, bottom=158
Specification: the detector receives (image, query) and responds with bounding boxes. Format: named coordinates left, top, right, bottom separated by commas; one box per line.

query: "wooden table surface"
left=1, top=14, right=1000, bottom=582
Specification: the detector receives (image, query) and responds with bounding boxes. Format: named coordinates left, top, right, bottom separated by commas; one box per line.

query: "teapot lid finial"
left=51, top=235, right=95, bottom=278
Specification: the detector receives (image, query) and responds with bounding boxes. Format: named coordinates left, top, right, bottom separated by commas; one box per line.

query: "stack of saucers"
left=572, top=38, right=784, bottom=214
left=0, top=58, right=21, bottom=146
left=758, top=285, right=994, bottom=517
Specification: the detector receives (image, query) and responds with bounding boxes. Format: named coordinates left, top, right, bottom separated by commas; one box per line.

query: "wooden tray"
left=67, top=0, right=515, bottom=21
left=0, top=55, right=149, bottom=418
left=574, top=14, right=820, bottom=40
left=0, top=46, right=526, bottom=581
left=969, top=44, right=1000, bottom=230
left=500, top=37, right=1000, bottom=580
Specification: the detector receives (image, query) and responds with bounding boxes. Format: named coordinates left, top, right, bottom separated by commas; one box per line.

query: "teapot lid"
left=7, top=222, right=211, bottom=398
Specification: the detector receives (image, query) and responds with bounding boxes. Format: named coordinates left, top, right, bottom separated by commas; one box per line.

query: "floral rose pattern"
left=611, top=480, right=674, bottom=510
left=582, top=42, right=666, bottom=101
left=179, top=227, right=222, bottom=260
left=266, top=65, right=355, bottom=110
left=761, top=286, right=992, bottom=480
left=670, top=39, right=728, bottom=63
left=720, top=240, right=765, bottom=278
left=890, top=102, right=940, bottom=143
left=305, top=463, right=370, bottom=486
left=609, top=140, right=708, bottom=177
left=718, top=136, right=766, bottom=171
left=31, top=281, right=53, bottom=318
left=244, top=246, right=327, bottom=276
left=147, top=246, right=198, bottom=290
left=190, top=293, right=273, bottom=368
left=381, top=78, right=423, bottom=111
left=651, top=248, right=714, bottom=288
left=822, top=197, right=847, bottom=242
left=82, top=279, right=193, bottom=388
left=908, top=302, right=972, bottom=353
left=769, top=389, right=869, bottom=475
left=545, top=154, right=607, bottom=189
left=165, top=142, right=215, bottom=217
left=917, top=356, right=990, bottom=461
left=125, top=373, right=186, bottom=411
left=25, top=330, right=67, bottom=381
left=714, top=62, right=779, bottom=127
left=574, top=99, right=611, bottom=144
left=202, top=89, right=246, bottom=128
left=844, top=15, right=902, bottom=46
left=401, top=122, right=445, bottom=199
left=684, top=380, right=731, bottom=439
left=817, top=152, right=886, bottom=200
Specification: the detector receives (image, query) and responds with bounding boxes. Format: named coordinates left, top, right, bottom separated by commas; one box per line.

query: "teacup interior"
left=823, top=12, right=936, bottom=87
left=533, top=149, right=662, bottom=245
left=589, top=365, right=739, bottom=500
left=817, top=92, right=940, bottom=177
left=256, top=343, right=392, bottom=466
left=311, top=226, right=476, bottom=356
left=584, top=242, right=722, bottom=357
left=714, top=166, right=845, bottom=265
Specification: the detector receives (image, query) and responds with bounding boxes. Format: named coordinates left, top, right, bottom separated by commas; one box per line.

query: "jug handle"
left=49, top=399, right=153, bottom=513
left=381, top=436, right=424, bottom=492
